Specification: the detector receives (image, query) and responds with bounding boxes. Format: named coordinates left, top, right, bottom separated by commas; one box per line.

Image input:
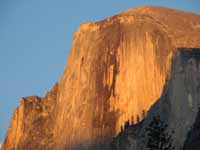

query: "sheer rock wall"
left=2, top=6, right=200, bottom=150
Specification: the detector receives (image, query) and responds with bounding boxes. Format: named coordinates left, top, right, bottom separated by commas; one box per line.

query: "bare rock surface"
left=2, top=6, right=200, bottom=150
left=111, top=48, right=200, bottom=150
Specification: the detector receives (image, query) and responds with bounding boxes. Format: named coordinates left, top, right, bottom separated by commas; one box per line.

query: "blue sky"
left=0, top=0, right=200, bottom=143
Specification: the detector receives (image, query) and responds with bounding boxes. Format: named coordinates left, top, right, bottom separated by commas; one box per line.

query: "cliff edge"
left=2, top=6, right=200, bottom=150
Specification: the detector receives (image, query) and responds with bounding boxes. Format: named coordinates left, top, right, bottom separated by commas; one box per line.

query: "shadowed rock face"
left=2, top=6, right=200, bottom=150
left=111, top=48, right=200, bottom=150
left=184, top=108, right=200, bottom=150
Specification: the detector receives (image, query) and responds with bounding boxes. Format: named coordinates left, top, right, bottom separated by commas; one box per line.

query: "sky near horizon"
left=0, top=0, right=200, bottom=143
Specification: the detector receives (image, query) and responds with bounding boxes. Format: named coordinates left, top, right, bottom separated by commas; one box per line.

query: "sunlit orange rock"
left=2, top=6, right=200, bottom=150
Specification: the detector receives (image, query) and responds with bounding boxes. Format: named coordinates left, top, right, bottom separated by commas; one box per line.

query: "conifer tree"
left=143, top=115, right=175, bottom=150
left=136, top=115, right=140, bottom=123
left=142, top=110, right=146, bottom=119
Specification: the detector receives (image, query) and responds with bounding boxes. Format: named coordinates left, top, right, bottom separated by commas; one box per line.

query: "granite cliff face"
left=184, top=107, right=200, bottom=150
left=111, top=48, right=200, bottom=150
left=2, top=84, right=58, bottom=150
left=2, top=6, right=200, bottom=150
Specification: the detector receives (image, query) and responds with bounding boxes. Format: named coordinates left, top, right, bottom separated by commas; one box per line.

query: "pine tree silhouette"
left=143, top=115, right=175, bottom=150
left=142, top=110, right=146, bottom=119
left=131, top=116, right=134, bottom=125
left=136, top=115, right=140, bottom=123
left=124, top=120, right=130, bottom=129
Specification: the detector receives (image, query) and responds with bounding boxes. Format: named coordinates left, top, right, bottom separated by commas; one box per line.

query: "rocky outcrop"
left=2, top=84, right=58, bottom=150
left=111, top=48, right=200, bottom=150
left=2, top=6, right=200, bottom=150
